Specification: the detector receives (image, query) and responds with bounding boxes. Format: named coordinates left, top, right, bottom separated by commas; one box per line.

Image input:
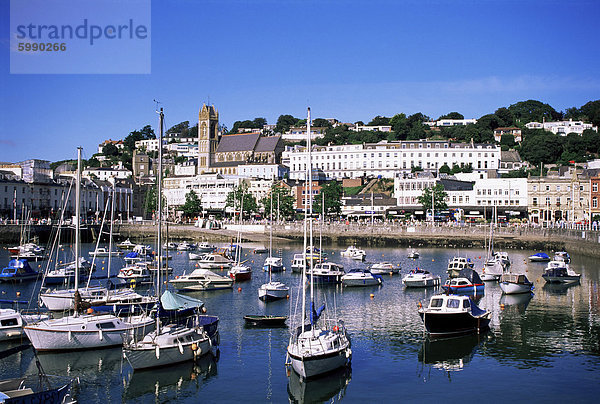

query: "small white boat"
left=418, top=294, right=491, bottom=337
left=447, top=257, right=474, bottom=278
left=228, top=264, right=252, bottom=281
left=196, top=242, right=216, bottom=253
left=177, top=242, right=195, bottom=251
left=117, top=239, right=136, bottom=250
left=553, top=251, right=571, bottom=264
left=499, top=273, right=534, bottom=294
left=89, top=247, right=121, bottom=258
left=196, top=253, right=233, bottom=270
left=407, top=249, right=420, bottom=259
left=258, top=281, right=289, bottom=301
left=307, top=262, right=345, bottom=284
left=528, top=252, right=551, bottom=262
left=163, top=242, right=178, bottom=250
left=402, top=268, right=441, bottom=288
left=290, top=254, right=305, bottom=273
left=370, top=262, right=399, bottom=275
left=340, top=245, right=366, bottom=261
left=263, top=256, right=284, bottom=272
left=479, top=256, right=504, bottom=282
left=0, top=309, right=24, bottom=341
left=542, top=260, right=581, bottom=284
left=341, top=269, right=382, bottom=287
left=117, top=262, right=152, bottom=282
left=169, top=268, right=233, bottom=291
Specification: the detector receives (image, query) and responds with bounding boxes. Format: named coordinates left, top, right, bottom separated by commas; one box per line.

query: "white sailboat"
left=123, top=107, right=216, bottom=370
left=259, top=191, right=289, bottom=301
left=227, top=194, right=252, bottom=282
left=24, top=147, right=154, bottom=351
left=287, top=107, right=351, bottom=379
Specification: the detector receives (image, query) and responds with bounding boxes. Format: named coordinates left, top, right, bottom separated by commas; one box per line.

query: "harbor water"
left=1, top=242, right=599, bottom=402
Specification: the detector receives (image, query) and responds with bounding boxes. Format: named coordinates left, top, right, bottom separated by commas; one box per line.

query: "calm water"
left=1, top=241, right=600, bottom=403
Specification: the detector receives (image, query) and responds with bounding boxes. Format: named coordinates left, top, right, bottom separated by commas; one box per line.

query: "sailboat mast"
left=74, top=146, right=82, bottom=291
left=156, top=108, right=164, bottom=303
left=107, top=183, right=115, bottom=278
left=307, top=107, right=314, bottom=325
left=269, top=191, right=273, bottom=283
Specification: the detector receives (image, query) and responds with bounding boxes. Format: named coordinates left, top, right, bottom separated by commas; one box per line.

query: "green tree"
left=124, top=125, right=156, bottom=151
left=312, top=118, right=332, bottom=128
left=418, top=184, right=448, bottom=212
left=225, top=183, right=258, bottom=216
left=508, top=99, right=561, bottom=123
left=275, top=114, right=300, bottom=133
left=519, top=130, right=563, bottom=165
left=367, top=116, right=390, bottom=126
left=500, top=134, right=516, bottom=148
left=494, top=107, right=514, bottom=127
left=181, top=191, right=202, bottom=218
left=438, top=112, right=464, bottom=120
left=261, top=184, right=295, bottom=219
left=439, top=163, right=452, bottom=174
left=579, top=100, right=600, bottom=127
left=313, top=181, right=343, bottom=216
left=143, top=185, right=157, bottom=218
left=102, top=143, right=119, bottom=156
left=167, top=121, right=190, bottom=136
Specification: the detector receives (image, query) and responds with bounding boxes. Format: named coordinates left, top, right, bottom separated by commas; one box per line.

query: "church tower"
left=197, top=103, right=219, bottom=174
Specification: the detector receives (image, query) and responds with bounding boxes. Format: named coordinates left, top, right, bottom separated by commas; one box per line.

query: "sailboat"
left=258, top=192, right=289, bottom=301
left=123, top=107, right=218, bottom=370
left=227, top=194, right=252, bottom=281
left=24, top=147, right=155, bottom=351
left=479, top=206, right=509, bottom=281
left=287, top=107, right=352, bottom=379
left=262, top=197, right=284, bottom=273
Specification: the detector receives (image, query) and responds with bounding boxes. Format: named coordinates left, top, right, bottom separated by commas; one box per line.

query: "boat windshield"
left=447, top=299, right=460, bottom=308
left=429, top=298, right=443, bottom=308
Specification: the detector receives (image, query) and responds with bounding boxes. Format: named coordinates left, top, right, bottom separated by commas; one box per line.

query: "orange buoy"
left=370, top=294, right=375, bottom=299
left=201, top=307, right=207, bottom=313
left=16, top=292, right=21, bottom=297
left=87, top=308, right=94, bottom=314
left=333, top=325, right=339, bottom=332
left=500, top=304, right=505, bottom=310
left=286, top=295, right=290, bottom=299
left=238, top=287, right=242, bottom=292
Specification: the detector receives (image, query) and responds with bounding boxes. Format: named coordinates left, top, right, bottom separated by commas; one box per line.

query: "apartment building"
left=525, top=119, right=598, bottom=135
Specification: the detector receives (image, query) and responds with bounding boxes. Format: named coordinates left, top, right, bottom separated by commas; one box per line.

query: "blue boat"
left=442, top=268, right=485, bottom=295
left=0, top=259, right=41, bottom=283
left=528, top=252, right=551, bottom=262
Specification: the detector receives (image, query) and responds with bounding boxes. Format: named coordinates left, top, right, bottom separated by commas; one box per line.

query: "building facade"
left=197, top=104, right=220, bottom=173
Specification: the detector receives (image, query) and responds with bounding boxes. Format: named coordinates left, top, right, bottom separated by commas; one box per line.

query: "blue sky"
left=1, top=0, right=599, bottom=162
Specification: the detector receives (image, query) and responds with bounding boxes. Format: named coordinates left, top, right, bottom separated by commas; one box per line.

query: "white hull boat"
left=542, top=260, right=581, bottom=284
left=369, top=262, right=399, bottom=275
left=340, top=246, right=365, bottom=261
left=169, top=268, right=233, bottom=291
left=24, top=313, right=155, bottom=351
left=0, top=309, right=24, bottom=341
left=196, top=254, right=233, bottom=270
left=341, top=269, right=382, bottom=287
left=402, top=269, right=441, bottom=288
left=258, top=281, right=289, bottom=301
left=40, top=286, right=108, bottom=311
left=499, top=273, right=534, bottom=295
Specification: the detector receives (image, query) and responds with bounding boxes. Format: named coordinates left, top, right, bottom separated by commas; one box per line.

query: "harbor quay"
left=3, top=220, right=599, bottom=258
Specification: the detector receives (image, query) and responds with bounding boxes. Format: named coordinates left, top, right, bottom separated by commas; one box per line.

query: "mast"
left=156, top=108, right=164, bottom=332
left=307, top=107, right=314, bottom=334
left=269, top=190, right=273, bottom=283
left=107, top=183, right=115, bottom=281
left=74, top=147, right=82, bottom=291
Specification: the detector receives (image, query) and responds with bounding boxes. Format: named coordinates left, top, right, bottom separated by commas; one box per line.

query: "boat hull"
left=170, top=281, right=233, bottom=291
left=441, top=284, right=484, bottom=295
left=342, top=278, right=381, bottom=287
left=500, top=281, right=534, bottom=294
left=542, top=274, right=580, bottom=284
left=403, top=276, right=441, bottom=288
left=124, top=339, right=212, bottom=370
left=419, top=311, right=490, bottom=337
left=258, top=287, right=288, bottom=301
left=288, top=346, right=351, bottom=379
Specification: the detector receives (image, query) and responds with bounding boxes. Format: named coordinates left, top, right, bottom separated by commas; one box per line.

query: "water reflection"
left=418, top=332, right=489, bottom=377
left=287, top=366, right=351, bottom=404
left=542, top=282, right=579, bottom=295
left=499, top=292, right=533, bottom=314
left=123, top=353, right=218, bottom=402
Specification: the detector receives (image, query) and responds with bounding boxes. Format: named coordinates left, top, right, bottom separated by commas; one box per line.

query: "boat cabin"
left=426, top=295, right=474, bottom=313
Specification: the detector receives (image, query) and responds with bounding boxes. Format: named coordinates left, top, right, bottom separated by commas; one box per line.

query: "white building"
left=163, top=173, right=241, bottom=212
left=97, top=140, right=125, bottom=154
left=83, top=166, right=132, bottom=181
left=283, top=140, right=501, bottom=180
left=525, top=119, right=598, bottom=136
left=350, top=125, right=392, bottom=132
left=237, top=164, right=289, bottom=180
left=281, top=127, right=327, bottom=142
left=424, top=119, right=478, bottom=127
left=135, top=139, right=160, bottom=152
left=454, top=173, right=528, bottom=209
left=167, top=143, right=198, bottom=157
left=248, top=178, right=274, bottom=207
left=393, top=173, right=474, bottom=209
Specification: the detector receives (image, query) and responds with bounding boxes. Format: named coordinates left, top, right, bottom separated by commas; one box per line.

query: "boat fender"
left=178, top=340, right=184, bottom=355
left=333, top=325, right=339, bottom=332
left=68, top=330, right=72, bottom=341
left=155, top=345, right=160, bottom=359
left=98, top=328, right=103, bottom=341
left=417, top=301, right=422, bottom=309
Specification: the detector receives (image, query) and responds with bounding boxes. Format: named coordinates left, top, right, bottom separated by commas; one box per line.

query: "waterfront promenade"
left=3, top=220, right=599, bottom=258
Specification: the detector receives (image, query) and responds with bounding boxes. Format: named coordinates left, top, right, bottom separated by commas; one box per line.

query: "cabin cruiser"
left=553, top=251, right=571, bottom=264
left=89, top=247, right=122, bottom=258
left=402, top=268, right=441, bottom=288
left=0, top=309, right=49, bottom=341
left=307, top=262, right=345, bottom=284
left=263, top=256, right=284, bottom=272
left=117, top=262, right=153, bottom=282
left=196, top=253, right=233, bottom=270
left=116, top=239, right=136, bottom=250
left=369, top=262, right=399, bottom=275
left=418, top=294, right=491, bottom=337
left=341, top=268, right=382, bottom=287
left=196, top=242, right=216, bottom=253
left=542, top=260, right=581, bottom=284
left=228, top=264, right=252, bottom=281
left=169, top=268, right=233, bottom=291
left=442, top=268, right=484, bottom=295
left=407, top=249, right=420, bottom=259
left=340, top=245, right=366, bottom=261
left=499, top=273, right=534, bottom=294
left=290, top=254, right=305, bottom=273
left=528, top=252, right=551, bottom=262
left=177, top=241, right=195, bottom=251
left=446, top=257, right=474, bottom=278
left=258, top=281, right=289, bottom=301
left=0, top=259, right=41, bottom=282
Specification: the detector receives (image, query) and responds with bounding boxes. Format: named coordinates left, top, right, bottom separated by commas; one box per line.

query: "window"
left=593, top=197, right=598, bottom=208
left=463, top=300, right=470, bottom=309
left=430, top=298, right=443, bottom=308
left=447, top=299, right=460, bottom=308
left=533, top=197, right=538, bottom=206
left=593, top=183, right=598, bottom=192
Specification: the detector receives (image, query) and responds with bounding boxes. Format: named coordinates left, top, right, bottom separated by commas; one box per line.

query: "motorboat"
left=228, top=264, right=252, bottom=281
left=553, top=251, right=571, bottom=264
left=0, top=309, right=25, bottom=341
left=89, top=247, right=122, bottom=258
left=340, top=245, right=366, bottom=261
left=290, top=253, right=305, bottom=273
left=307, top=262, right=345, bottom=284
left=169, top=268, right=233, bottom=291
left=243, top=315, right=287, bottom=327
left=442, top=268, right=484, bottom=295
left=0, top=375, right=74, bottom=403
left=499, top=273, right=534, bottom=294
left=263, top=256, right=284, bottom=272
left=341, top=268, right=382, bottom=287
left=287, top=108, right=351, bottom=379
left=177, top=241, right=195, bottom=251
left=0, top=259, right=41, bottom=282
left=369, top=262, right=399, bottom=275
left=44, top=258, right=92, bottom=285
left=117, top=262, right=153, bottom=282
left=163, top=242, right=178, bottom=250
left=528, top=252, right=551, bottom=262
left=542, top=260, right=581, bottom=284
left=197, top=242, right=216, bottom=253
left=252, top=247, right=268, bottom=254
left=402, top=268, right=441, bottom=288
left=446, top=256, right=474, bottom=278
left=493, top=251, right=511, bottom=268
left=188, top=252, right=204, bottom=260
left=479, top=256, right=505, bottom=282
left=418, top=294, right=491, bottom=337
left=9, top=243, right=46, bottom=261
left=123, top=315, right=218, bottom=370
left=258, top=281, right=289, bottom=301
left=407, top=249, right=420, bottom=259
left=196, top=253, right=233, bottom=270
left=117, top=239, right=136, bottom=250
